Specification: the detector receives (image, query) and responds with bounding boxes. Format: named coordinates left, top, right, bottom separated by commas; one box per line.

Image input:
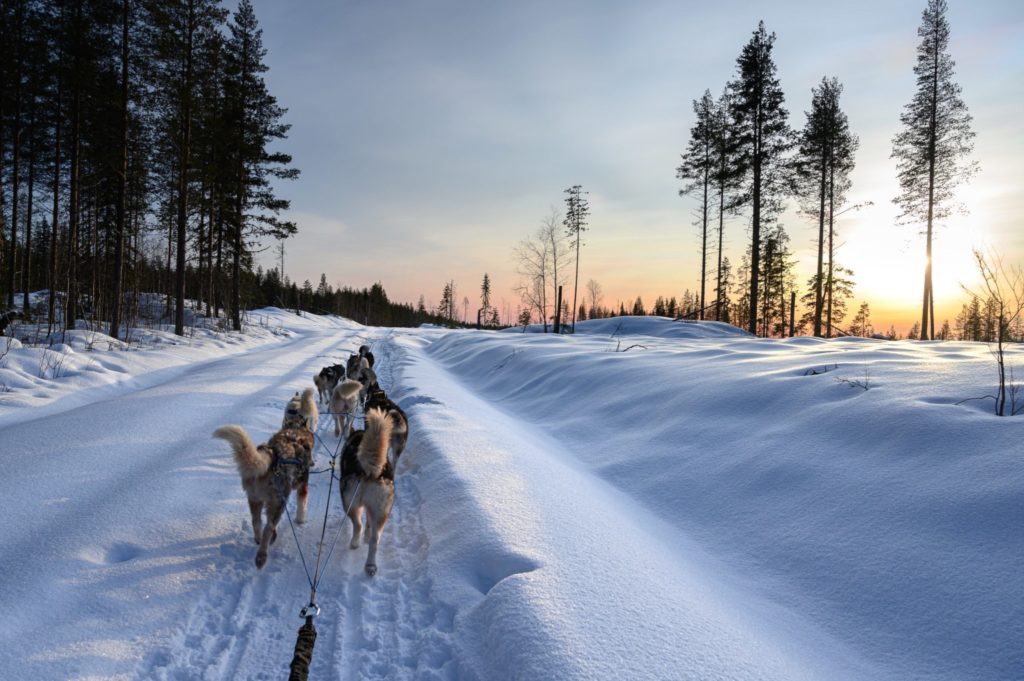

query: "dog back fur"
left=330, top=378, right=364, bottom=438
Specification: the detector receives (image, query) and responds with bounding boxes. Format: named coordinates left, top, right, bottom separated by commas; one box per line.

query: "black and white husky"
left=364, top=387, right=409, bottom=469
left=314, top=364, right=345, bottom=404
left=340, top=408, right=395, bottom=577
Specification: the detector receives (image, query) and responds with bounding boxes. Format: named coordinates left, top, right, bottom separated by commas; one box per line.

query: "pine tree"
left=851, top=301, right=872, bottom=336
left=677, top=90, right=714, bottom=320
left=892, top=0, right=976, bottom=340
left=711, top=89, right=743, bottom=322
left=718, top=257, right=733, bottom=324
left=794, top=77, right=858, bottom=337
left=757, top=224, right=796, bottom=337
left=223, top=0, right=297, bottom=330
left=730, top=21, right=794, bottom=336
left=479, top=271, right=491, bottom=325
left=563, top=184, right=589, bottom=332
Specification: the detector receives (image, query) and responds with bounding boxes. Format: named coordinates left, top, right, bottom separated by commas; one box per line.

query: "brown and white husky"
left=339, top=408, right=395, bottom=577
left=213, top=424, right=314, bottom=569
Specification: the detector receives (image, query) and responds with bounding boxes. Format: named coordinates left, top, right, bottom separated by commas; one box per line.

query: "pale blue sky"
left=252, top=0, right=1023, bottom=329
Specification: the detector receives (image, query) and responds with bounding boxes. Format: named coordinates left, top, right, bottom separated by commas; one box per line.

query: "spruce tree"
left=794, top=77, right=858, bottom=337
left=563, top=184, right=588, bottom=332
left=481, top=272, right=491, bottom=313
left=892, top=0, right=976, bottom=340
left=677, top=90, right=715, bottom=320
left=711, top=89, right=742, bottom=322
left=223, top=0, right=297, bottom=330
left=730, top=21, right=793, bottom=336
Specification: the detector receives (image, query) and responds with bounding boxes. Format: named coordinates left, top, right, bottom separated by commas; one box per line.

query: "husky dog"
left=314, top=364, right=345, bottom=404
left=340, top=408, right=395, bottom=577
left=365, top=387, right=409, bottom=469
left=345, top=353, right=369, bottom=381
left=213, top=424, right=315, bottom=568
left=330, top=378, right=363, bottom=439
left=346, top=354, right=378, bottom=405
left=283, top=388, right=319, bottom=432
left=358, top=344, right=375, bottom=369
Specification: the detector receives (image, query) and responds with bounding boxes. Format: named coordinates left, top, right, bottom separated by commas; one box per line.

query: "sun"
left=839, top=197, right=989, bottom=330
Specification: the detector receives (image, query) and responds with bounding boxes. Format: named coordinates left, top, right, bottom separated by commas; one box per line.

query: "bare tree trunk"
left=715, top=184, right=725, bottom=321
left=231, top=170, right=243, bottom=331
left=48, top=78, right=61, bottom=335
left=22, top=115, right=35, bottom=317
left=699, top=163, right=708, bottom=320
left=748, top=132, right=762, bottom=336
left=813, top=147, right=827, bottom=337
left=214, top=203, right=223, bottom=319
left=109, top=0, right=129, bottom=340
left=66, top=2, right=82, bottom=334
left=174, top=0, right=196, bottom=336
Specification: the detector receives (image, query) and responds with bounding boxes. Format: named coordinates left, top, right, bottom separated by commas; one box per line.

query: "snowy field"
left=0, top=312, right=1021, bottom=680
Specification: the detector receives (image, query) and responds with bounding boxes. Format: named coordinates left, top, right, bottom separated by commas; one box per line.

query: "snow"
left=0, top=314, right=1021, bottom=680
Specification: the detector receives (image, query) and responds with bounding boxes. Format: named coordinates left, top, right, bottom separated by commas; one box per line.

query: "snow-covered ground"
left=1, top=313, right=1020, bottom=680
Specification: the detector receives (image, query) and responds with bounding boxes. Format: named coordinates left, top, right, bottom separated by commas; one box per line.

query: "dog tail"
left=300, top=388, right=318, bottom=423
left=358, top=408, right=393, bottom=479
left=213, top=425, right=271, bottom=479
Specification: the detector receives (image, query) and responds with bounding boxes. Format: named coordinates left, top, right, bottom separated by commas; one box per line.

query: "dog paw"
left=349, top=539, right=360, bottom=550
left=364, top=563, right=377, bottom=577
left=295, top=514, right=306, bottom=525
left=255, top=551, right=268, bottom=569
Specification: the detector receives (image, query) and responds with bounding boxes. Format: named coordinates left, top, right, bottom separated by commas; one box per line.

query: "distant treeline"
left=260, top=270, right=452, bottom=328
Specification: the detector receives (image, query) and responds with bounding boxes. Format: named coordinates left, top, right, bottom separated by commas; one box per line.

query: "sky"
left=249, top=0, right=1023, bottom=333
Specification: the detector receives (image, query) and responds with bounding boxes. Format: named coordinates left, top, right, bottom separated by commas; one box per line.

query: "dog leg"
left=364, top=510, right=390, bottom=577
left=348, top=506, right=363, bottom=549
left=392, top=432, right=408, bottom=469
left=256, top=503, right=285, bottom=569
left=334, top=412, right=342, bottom=438
left=296, top=483, right=309, bottom=525
left=248, top=499, right=264, bottom=545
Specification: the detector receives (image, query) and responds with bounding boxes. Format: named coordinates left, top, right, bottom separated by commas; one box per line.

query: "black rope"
left=288, top=616, right=317, bottom=681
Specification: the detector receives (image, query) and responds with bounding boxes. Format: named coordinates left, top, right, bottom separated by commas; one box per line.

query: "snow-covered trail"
left=0, top=320, right=373, bottom=679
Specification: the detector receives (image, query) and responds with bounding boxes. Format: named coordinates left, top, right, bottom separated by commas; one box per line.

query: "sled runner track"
left=141, top=331, right=458, bottom=680
left=331, top=334, right=459, bottom=680
left=132, top=328, right=369, bottom=680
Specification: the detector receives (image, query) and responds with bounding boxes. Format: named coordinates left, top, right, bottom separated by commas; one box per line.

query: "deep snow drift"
left=0, top=313, right=1020, bottom=680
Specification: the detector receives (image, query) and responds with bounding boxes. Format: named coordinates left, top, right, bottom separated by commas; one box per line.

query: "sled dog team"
left=213, top=345, right=409, bottom=576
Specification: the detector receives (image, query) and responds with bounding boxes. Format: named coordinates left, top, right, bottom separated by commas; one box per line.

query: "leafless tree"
left=586, top=278, right=603, bottom=318
left=965, top=249, right=1024, bottom=416
left=514, top=210, right=571, bottom=332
